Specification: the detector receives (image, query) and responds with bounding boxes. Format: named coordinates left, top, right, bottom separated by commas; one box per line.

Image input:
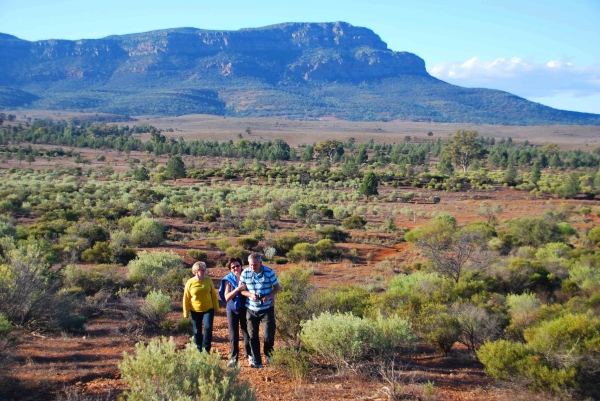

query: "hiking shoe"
left=247, top=356, right=254, bottom=366
left=227, top=359, right=237, bottom=368
left=249, top=361, right=264, bottom=369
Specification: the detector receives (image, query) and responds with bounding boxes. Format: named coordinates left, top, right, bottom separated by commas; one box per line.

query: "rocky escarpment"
left=0, top=22, right=599, bottom=125
left=0, top=22, right=426, bottom=85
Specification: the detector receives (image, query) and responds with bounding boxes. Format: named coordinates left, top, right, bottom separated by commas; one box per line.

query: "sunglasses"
left=231, top=264, right=242, bottom=269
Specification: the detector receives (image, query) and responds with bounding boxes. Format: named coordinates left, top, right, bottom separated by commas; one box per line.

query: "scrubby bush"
left=418, top=303, right=461, bottom=355
left=272, top=347, right=310, bottom=383
left=187, top=249, right=207, bottom=261
left=63, top=264, right=123, bottom=295
left=478, top=314, right=600, bottom=395
left=311, top=285, right=372, bottom=318
left=215, top=238, right=231, bottom=251
left=315, top=225, right=350, bottom=242
left=127, top=251, right=184, bottom=288
left=80, top=241, right=113, bottom=263
left=505, top=218, right=562, bottom=247
left=224, top=246, right=248, bottom=259
left=275, top=268, right=315, bottom=346
left=300, top=312, right=413, bottom=370
left=130, top=218, right=164, bottom=247
left=342, top=215, right=367, bottom=229
left=119, top=337, right=255, bottom=401
left=286, top=243, right=317, bottom=262
left=139, top=290, right=173, bottom=328
left=272, top=234, right=303, bottom=252
left=236, top=237, right=259, bottom=250
left=451, top=304, right=501, bottom=351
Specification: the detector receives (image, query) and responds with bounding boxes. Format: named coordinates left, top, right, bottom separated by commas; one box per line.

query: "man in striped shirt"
left=240, top=252, right=281, bottom=368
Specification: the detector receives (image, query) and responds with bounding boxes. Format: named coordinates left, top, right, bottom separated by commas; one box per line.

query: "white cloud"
left=429, top=57, right=600, bottom=99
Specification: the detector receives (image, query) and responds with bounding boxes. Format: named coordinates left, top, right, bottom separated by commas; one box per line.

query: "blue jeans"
left=190, top=309, right=214, bottom=352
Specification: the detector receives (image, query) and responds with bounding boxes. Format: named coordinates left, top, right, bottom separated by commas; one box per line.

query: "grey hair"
left=248, top=252, right=262, bottom=261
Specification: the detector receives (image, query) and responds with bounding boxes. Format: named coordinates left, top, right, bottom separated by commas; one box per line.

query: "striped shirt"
left=240, top=265, right=278, bottom=311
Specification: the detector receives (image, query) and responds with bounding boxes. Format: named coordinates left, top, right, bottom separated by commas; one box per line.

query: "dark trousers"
left=246, top=307, right=276, bottom=365
left=227, top=308, right=252, bottom=361
left=190, top=308, right=214, bottom=353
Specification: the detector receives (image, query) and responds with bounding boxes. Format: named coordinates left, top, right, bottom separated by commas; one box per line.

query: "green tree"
left=360, top=171, right=379, bottom=196
left=531, top=160, right=541, bottom=184
left=134, top=167, right=150, bottom=181
left=314, top=140, right=344, bottom=162
left=17, top=148, right=25, bottom=165
left=165, top=156, right=186, bottom=179
left=443, top=130, right=484, bottom=172
left=25, top=153, right=35, bottom=165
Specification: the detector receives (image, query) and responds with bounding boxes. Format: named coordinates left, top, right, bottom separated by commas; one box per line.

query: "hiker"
left=219, top=256, right=252, bottom=367
left=240, top=253, right=281, bottom=368
left=183, top=261, right=219, bottom=352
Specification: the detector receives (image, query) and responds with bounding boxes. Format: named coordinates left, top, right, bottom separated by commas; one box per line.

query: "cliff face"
left=0, top=22, right=427, bottom=85
left=0, top=22, right=598, bottom=125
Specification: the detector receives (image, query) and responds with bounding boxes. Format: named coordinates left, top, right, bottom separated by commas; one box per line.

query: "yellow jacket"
left=183, top=276, right=220, bottom=318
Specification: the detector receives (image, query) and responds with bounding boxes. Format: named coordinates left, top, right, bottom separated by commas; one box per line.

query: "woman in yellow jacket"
left=183, top=262, right=220, bottom=352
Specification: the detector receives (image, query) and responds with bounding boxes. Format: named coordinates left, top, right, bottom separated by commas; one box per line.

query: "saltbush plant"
left=130, top=217, right=164, bottom=247
left=139, top=290, right=173, bottom=328
left=119, top=337, right=256, bottom=401
left=127, top=251, right=185, bottom=288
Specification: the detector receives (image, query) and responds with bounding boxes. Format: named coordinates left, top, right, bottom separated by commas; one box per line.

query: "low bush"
left=130, top=218, right=164, bottom=247
left=315, top=225, right=350, bottom=242
left=272, top=234, right=303, bottom=252
left=80, top=241, right=113, bottom=264
left=119, top=337, right=256, bottom=401
left=286, top=243, right=317, bottom=262
left=139, top=290, right=173, bottom=328
left=187, top=249, right=207, bottom=261
left=271, top=347, right=310, bottom=383
left=127, top=251, right=185, bottom=289
left=63, top=264, right=123, bottom=295
left=300, top=312, right=413, bottom=370
left=342, top=215, right=367, bottom=229
left=236, top=237, right=259, bottom=250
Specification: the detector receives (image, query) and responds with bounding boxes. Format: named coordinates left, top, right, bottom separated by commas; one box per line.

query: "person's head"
left=228, top=256, right=243, bottom=273
left=192, top=261, right=207, bottom=279
left=248, top=253, right=262, bottom=271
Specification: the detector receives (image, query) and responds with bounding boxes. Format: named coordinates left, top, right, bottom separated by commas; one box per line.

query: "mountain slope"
left=1, top=22, right=598, bottom=124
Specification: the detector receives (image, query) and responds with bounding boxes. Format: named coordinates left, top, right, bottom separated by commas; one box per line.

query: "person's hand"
left=238, top=283, right=247, bottom=292
left=251, top=293, right=261, bottom=301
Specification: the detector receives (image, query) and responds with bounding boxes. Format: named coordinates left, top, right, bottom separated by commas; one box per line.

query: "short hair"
left=192, top=261, right=206, bottom=274
left=228, top=256, right=243, bottom=269
left=248, top=252, right=262, bottom=261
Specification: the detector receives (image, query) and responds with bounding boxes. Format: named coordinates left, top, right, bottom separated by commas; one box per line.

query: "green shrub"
left=342, top=215, right=367, bottom=229
left=587, top=227, right=600, bottom=245
left=63, top=264, right=123, bottom=295
left=187, top=249, right=208, bottom=261
left=271, top=347, right=310, bottom=383
left=315, top=225, right=350, bottom=242
left=81, top=241, right=113, bottom=263
left=557, top=222, right=576, bottom=236
left=311, top=285, right=372, bottom=318
left=300, top=312, right=413, bottom=370
left=505, top=218, right=562, bottom=247
left=215, top=238, right=231, bottom=251
left=130, top=218, right=164, bottom=247
left=286, top=243, right=317, bottom=262
left=119, top=337, right=256, bottom=401
left=127, top=251, right=185, bottom=287
left=177, top=317, right=193, bottom=334
left=315, top=239, right=342, bottom=260
left=300, top=312, right=372, bottom=370
left=419, top=303, right=461, bottom=355
left=272, top=234, right=303, bottom=252
left=236, top=237, right=259, bottom=250
left=275, top=268, right=315, bottom=347
left=139, top=290, right=173, bottom=328
left=224, top=246, right=248, bottom=259
left=478, top=314, right=600, bottom=394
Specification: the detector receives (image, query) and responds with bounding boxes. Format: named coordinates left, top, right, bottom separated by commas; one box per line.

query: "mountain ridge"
left=1, top=22, right=598, bottom=125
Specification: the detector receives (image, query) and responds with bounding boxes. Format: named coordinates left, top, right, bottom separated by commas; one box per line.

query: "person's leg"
left=190, top=310, right=203, bottom=352
left=262, top=307, right=276, bottom=360
left=239, top=307, right=252, bottom=359
left=202, top=308, right=214, bottom=353
left=246, top=309, right=262, bottom=365
left=227, top=309, right=240, bottom=360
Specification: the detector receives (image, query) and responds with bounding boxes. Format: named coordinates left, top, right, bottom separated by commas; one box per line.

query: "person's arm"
left=263, top=283, right=281, bottom=302
left=182, top=281, right=191, bottom=318
left=224, top=281, right=246, bottom=302
left=210, top=279, right=220, bottom=312
left=240, top=272, right=260, bottom=300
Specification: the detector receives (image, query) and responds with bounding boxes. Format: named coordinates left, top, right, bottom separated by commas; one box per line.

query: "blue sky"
left=1, top=0, right=599, bottom=114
